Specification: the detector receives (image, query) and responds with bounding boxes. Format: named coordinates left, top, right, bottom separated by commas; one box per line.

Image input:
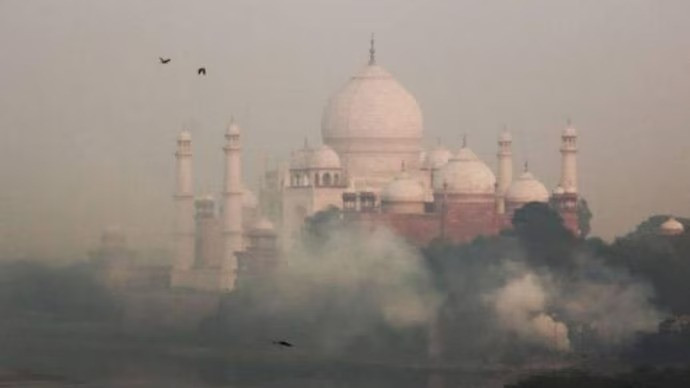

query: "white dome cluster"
left=434, top=147, right=496, bottom=195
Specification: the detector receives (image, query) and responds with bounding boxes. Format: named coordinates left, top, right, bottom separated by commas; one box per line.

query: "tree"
left=577, top=198, right=593, bottom=238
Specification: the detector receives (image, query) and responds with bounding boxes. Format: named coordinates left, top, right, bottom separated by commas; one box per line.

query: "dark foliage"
left=512, top=202, right=578, bottom=272
left=577, top=198, right=593, bottom=238
left=596, top=216, right=690, bottom=315
left=507, top=366, right=690, bottom=388
left=0, top=260, right=119, bottom=321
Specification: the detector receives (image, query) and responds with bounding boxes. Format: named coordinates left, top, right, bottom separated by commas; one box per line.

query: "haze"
left=1, top=0, right=689, bottom=260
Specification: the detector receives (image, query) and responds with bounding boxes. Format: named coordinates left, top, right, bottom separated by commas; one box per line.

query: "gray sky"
left=1, top=0, right=689, bottom=259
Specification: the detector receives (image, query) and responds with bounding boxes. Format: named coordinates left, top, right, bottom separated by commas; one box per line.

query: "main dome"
left=321, top=64, right=423, bottom=142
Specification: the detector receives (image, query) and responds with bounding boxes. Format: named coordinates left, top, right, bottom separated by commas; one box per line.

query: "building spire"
left=462, top=133, right=467, bottom=148
left=524, top=160, right=529, bottom=172
left=368, top=33, right=376, bottom=65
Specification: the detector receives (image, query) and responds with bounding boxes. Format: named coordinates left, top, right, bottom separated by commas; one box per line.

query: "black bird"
left=197, top=67, right=206, bottom=75
left=272, top=340, right=294, bottom=348
left=159, top=57, right=171, bottom=64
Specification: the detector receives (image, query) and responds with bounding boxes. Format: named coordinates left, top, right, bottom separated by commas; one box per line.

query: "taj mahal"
left=168, top=38, right=582, bottom=292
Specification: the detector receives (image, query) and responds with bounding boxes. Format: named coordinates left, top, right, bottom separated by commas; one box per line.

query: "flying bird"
left=272, top=340, right=294, bottom=348
left=159, top=57, right=171, bottom=64
left=197, top=67, right=206, bottom=75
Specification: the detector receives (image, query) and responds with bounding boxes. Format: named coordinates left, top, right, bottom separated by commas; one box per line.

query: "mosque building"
left=169, top=38, right=582, bottom=291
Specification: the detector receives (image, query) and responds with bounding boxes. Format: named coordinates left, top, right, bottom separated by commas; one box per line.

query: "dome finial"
left=369, top=33, right=376, bottom=65
left=524, top=160, right=529, bottom=172
left=462, top=133, right=467, bottom=148
left=303, top=136, right=309, bottom=149
left=566, top=117, right=572, bottom=126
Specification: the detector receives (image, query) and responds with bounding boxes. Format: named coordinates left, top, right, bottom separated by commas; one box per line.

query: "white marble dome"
left=307, top=145, right=341, bottom=169
left=660, top=217, right=684, bottom=234
left=381, top=172, right=425, bottom=203
left=321, top=64, right=422, bottom=142
left=506, top=171, right=550, bottom=204
left=434, top=147, right=496, bottom=195
left=425, top=145, right=452, bottom=170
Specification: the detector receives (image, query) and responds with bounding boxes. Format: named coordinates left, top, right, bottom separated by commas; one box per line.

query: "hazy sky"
left=1, top=0, right=689, bottom=259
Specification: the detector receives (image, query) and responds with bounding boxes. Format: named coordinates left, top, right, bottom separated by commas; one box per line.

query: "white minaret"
left=496, top=129, right=513, bottom=214
left=559, top=120, right=578, bottom=193
left=222, top=118, right=243, bottom=284
left=173, top=130, right=195, bottom=271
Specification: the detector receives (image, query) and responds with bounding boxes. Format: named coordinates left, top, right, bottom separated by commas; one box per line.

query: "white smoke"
left=488, top=272, right=570, bottom=351
left=558, top=255, right=663, bottom=344
left=484, top=254, right=662, bottom=353
left=260, top=226, right=441, bottom=351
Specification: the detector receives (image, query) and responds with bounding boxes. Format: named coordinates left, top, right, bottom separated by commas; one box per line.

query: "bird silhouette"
left=159, top=57, right=171, bottom=64
left=272, top=340, right=294, bottom=348
left=197, top=67, right=206, bottom=75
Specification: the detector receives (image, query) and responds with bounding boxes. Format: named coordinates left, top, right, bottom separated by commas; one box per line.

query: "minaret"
left=496, top=129, right=513, bottom=214
left=222, top=118, right=243, bottom=285
left=559, top=120, right=578, bottom=193
left=369, top=33, right=376, bottom=65
left=173, top=130, right=195, bottom=271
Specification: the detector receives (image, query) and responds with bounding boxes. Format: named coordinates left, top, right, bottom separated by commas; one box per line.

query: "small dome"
left=243, top=187, right=258, bottom=208
left=660, top=217, right=684, bottom=235
left=434, top=147, right=496, bottom=195
left=425, top=145, right=452, bottom=170
left=381, top=172, right=425, bottom=203
left=553, top=185, right=565, bottom=195
left=178, top=130, right=191, bottom=141
left=506, top=171, right=550, bottom=204
left=307, top=145, right=341, bottom=169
